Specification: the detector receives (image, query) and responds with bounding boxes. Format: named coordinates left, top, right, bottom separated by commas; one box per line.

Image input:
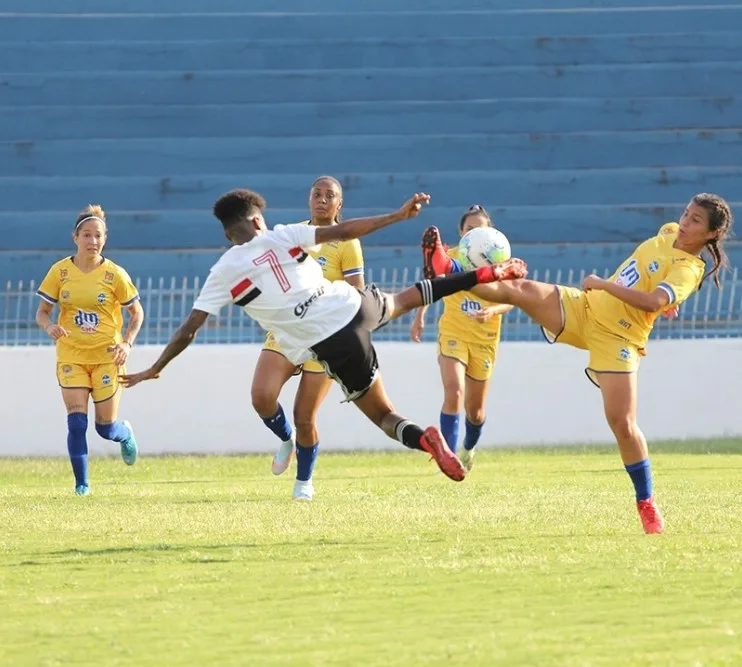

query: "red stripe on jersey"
left=230, top=277, right=253, bottom=299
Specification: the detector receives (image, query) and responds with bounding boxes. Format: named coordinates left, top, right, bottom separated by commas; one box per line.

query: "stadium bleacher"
left=0, top=0, right=739, bottom=340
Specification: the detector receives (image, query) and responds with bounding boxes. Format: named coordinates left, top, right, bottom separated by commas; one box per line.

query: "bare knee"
left=293, top=406, right=319, bottom=444
left=465, top=406, right=486, bottom=425
left=442, top=383, right=463, bottom=414
left=605, top=413, right=638, bottom=443
left=251, top=384, right=278, bottom=417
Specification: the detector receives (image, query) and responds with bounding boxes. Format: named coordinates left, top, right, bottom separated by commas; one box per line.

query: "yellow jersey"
left=438, top=247, right=502, bottom=345
left=302, top=221, right=364, bottom=282
left=37, top=257, right=140, bottom=364
left=587, top=223, right=705, bottom=347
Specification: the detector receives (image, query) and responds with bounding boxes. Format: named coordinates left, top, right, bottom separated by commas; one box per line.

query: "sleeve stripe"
left=122, top=295, right=140, bottom=307
left=342, top=268, right=364, bottom=277
left=36, top=290, right=58, bottom=304
left=658, top=283, right=676, bottom=304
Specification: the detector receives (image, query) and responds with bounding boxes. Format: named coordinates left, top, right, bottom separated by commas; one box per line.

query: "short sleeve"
left=271, top=223, right=318, bottom=251
left=657, top=262, right=703, bottom=306
left=340, top=239, right=364, bottom=278
left=114, top=267, right=140, bottom=307
left=658, top=222, right=679, bottom=237
left=192, top=269, right=231, bottom=315
left=37, top=266, right=61, bottom=304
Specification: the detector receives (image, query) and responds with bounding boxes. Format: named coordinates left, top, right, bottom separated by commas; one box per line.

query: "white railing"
left=2, top=266, right=740, bottom=346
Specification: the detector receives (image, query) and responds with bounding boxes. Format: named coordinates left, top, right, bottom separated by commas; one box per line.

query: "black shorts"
left=309, top=284, right=393, bottom=402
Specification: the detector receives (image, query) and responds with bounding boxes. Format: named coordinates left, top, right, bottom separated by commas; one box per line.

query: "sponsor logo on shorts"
left=447, top=339, right=457, bottom=348
left=648, top=261, right=659, bottom=273
left=293, top=287, right=325, bottom=319
left=97, top=293, right=107, bottom=304
left=619, top=347, right=632, bottom=361
left=74, top=309, right=100, bottom=333
left=62, top=365, right=72, bottom=375
left=483, top=360, right=491, bottom=369
left=101, top=374, right=111, bottom=386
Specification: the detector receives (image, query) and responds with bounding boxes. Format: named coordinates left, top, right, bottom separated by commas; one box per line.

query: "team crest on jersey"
left=460, top=299, right=482, bottom=313
left=104, top=272, right=115, bottom=284
left=619, top=347, right=632, bottom=361
left=97, top=293, right=107, bottom=304
left=101, top=374, right=111, bottom=386
left=648, top=261, right=660, bottom=273
left=316, top=256, right=327, bottom=266
left=60, top=269, right=68, bottom=282
left=74, top=309, right=100, bottom=333
left=61, top=290, right=70, bottom=302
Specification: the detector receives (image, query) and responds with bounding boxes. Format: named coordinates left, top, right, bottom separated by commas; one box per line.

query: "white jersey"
left=193, top=223, right=362, bottom=364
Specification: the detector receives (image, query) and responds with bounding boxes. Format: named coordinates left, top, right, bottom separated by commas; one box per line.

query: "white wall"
left=2, top=339, right=741, bottom=457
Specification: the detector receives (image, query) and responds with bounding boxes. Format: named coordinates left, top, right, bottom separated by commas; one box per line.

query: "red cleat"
left=637, top=498, right=665, bottom=534
left=419, top=426, right=466, bottom=482
left=475, top=257, right=528, bottom=284
left=421, top=226, right=453, bottom=279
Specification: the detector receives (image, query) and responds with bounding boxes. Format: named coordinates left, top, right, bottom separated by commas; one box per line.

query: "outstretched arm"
left=315, top=193, right=430, bottom=244
left=582, top=275, right=670, bottom=313
left=120, top=309, right=209, bottom=387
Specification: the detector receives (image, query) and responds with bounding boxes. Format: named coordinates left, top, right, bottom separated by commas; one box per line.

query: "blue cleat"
left=120, top=420, right=138, bottom=466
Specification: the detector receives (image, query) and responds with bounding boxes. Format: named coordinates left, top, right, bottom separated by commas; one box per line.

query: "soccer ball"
left=458, top=227, right=511, bottom=271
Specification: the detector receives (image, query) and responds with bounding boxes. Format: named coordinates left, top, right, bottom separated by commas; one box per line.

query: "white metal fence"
left=2, top=266, right=740, bottom=346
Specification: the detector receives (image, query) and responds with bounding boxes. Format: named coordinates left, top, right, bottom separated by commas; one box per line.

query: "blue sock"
left=95, top=421, right=131, bottom=443
left=625, top=459, right=653, bottom=501
left=464, top=418, right=485, bottom=451
left=439, top=412, right=461, bottom=453
left=67, top=413, right=89, bottom=487
left=450, top=258, right=463, bottom=274
left=295, top=442, right=319, bottom=482
left=262, top=404, right=293, bottom=442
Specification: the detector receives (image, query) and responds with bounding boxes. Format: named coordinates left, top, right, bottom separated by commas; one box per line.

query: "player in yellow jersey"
left=250, top=176, right=366, bottom=500
left=422, top=193, right=733, bottom=534
left=411, top=205, right=512, bottom=471
left=34, top=205, right=144, bottom=496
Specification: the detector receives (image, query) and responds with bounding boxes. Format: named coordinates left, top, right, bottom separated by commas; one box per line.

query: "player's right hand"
left=662, top=306, right=679, bottom=319
left=120, top=367, right=160, bottom=389
left=410, top=319, right=424, bottom=343
left=399, top=192, right=431, bottom=220
left=45, top=324, right=69, bottom=341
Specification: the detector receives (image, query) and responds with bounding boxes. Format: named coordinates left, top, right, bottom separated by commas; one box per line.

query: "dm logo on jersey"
left=97, top=293, right=107, bottom=304
left=619, top=348, right=632, bottom=361
left=74, top=309, right=100, bottom=333
left=101, top=374, right=111, bottom=386
left=460, top=299, right=482, bottom=313
left=648, top=261, right=660, bottom=273
left=616, top=259, right=641, bottom=288
left=104, top=272, right=115, bottom=284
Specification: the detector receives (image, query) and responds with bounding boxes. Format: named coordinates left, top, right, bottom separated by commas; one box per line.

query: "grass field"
left=2, top=440, right=742, bottom=667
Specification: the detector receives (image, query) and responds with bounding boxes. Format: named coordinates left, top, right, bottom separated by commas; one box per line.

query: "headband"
left=75, top=215, right=106, bottom=232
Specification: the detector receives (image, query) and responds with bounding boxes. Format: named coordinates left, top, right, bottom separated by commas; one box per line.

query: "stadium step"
left=3, top=130, right=741, bottom=177
left=3, top=32, right=742, bottom=72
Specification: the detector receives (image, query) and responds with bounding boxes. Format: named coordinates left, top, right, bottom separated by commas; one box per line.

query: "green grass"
left=2, top=440, right=742, bottom=667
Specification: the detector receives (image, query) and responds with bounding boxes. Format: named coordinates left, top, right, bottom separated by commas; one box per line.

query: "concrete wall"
left=3, top=339, right=740, bottom=457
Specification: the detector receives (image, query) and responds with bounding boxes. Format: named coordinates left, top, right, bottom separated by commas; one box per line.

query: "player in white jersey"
left=121, top=189, right=527, bottom=494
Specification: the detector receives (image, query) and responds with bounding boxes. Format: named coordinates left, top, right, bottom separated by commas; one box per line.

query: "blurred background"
left=1, top=0, right=740, bottom=344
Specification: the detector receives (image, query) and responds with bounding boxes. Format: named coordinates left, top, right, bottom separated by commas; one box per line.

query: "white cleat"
left=271, top=438, right=295, bottom=476
left=292, top=480, right=314, bottom=501
left=460, top=447, right=476, bottom=472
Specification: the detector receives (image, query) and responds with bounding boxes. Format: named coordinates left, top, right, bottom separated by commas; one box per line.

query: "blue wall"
left=1, top=0, right=740, bottom=282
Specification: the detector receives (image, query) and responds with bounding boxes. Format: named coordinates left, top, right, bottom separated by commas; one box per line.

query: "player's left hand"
left=119, top=367, right=160, bottom=389
left=662, top=306, right=679, bottom=319
left=109, top=341, right=132, bottom=366
left=398, top=193, right=431, bottom=220
left=469, top=307, right=497, bottom=323
left=582, top=274, right=606, bottom=292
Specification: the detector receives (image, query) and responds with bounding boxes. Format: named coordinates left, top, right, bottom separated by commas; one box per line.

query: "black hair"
left=458, top=204, right=492, bottom=231
left=693, top=193, right=734, bottom=289
left=213, top=189, right=267, bottom=229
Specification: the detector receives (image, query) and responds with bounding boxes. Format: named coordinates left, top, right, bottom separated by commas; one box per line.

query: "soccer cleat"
left=75, top=484, right=91, bottom=496
left=120, top=420, right=138, bottom=466
left=421, top=226, right=453, bottom=279
left=419, top=426, right=466, bottom=482
left=476, top=258, right=528, bottom=284
left=460, top=447, right=476, bottom=472
left=271, top=437, right=295, bottom=476
left=293, top=479, right=314, bottom=501
left=637, top=498, right=665, bottom=534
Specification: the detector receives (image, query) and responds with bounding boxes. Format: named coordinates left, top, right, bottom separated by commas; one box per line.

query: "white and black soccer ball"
left=458, top=227, right=511, bottom=271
